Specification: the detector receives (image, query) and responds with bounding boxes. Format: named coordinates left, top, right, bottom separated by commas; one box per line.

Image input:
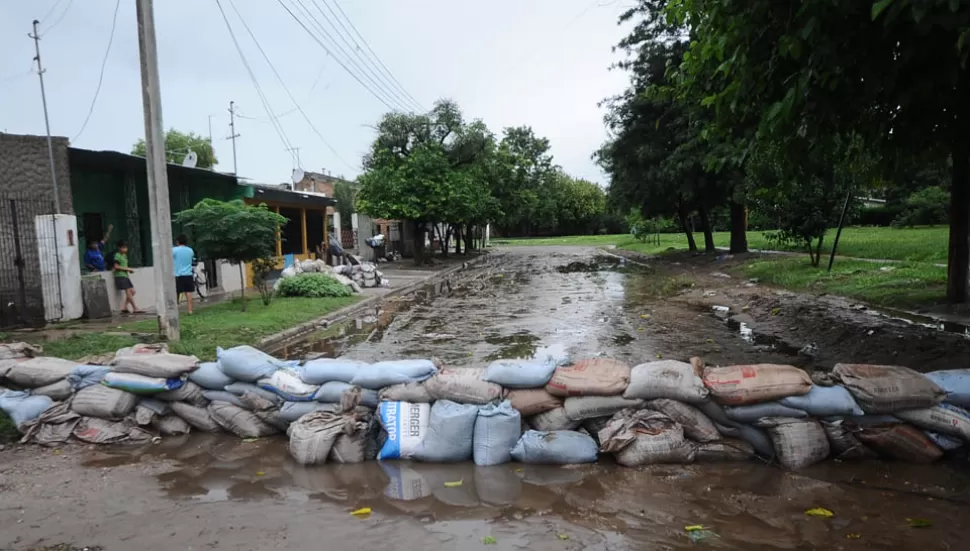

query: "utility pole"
left=29, top=20, right=60, bottom=213
left=286, top=146, right=302, bottom=168
left=135, top=0, right=179, bottom=341
left=228, top=101, right=241, bottom=175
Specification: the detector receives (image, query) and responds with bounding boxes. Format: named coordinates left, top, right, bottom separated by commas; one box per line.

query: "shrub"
left=855, top=205, right=903, bottom=227
left=276, top=273, right=353, bottom=298
left=251, top=257, right=277, bottom=306
left=893, top=186, right=950, bottom=227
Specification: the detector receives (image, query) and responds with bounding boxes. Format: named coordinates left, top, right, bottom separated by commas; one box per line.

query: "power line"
left=73, top=0, right=121, bottom=142
left=41, top=0, right=73, bottom=36
left=39, top=0, right=67, bottom=24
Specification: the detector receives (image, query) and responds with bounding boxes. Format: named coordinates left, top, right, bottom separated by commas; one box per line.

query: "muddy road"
left=2, top=246, right=969, bottom=551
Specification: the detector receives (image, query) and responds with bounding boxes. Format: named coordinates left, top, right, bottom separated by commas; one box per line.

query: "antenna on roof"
left=291, top=168, right=305, bottom=185
left=181, top=150, right=198, bottom=168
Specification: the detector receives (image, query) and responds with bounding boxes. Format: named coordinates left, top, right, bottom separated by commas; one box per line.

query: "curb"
left=257, top=253, right=490, bottom=350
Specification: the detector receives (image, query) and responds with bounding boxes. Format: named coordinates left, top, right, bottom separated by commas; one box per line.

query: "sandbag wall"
left=2, top=340, right=969, bottom=470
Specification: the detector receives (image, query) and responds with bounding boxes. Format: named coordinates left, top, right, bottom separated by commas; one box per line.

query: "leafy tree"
left=894, top=186, right=951, bottom=227
left=174, top=199, right=286, bottom=310
left=133, top=129, right=217, bottom=169
left=491, top=126, right=556, bottom=236
left=333, top=181, right=357, bottom=229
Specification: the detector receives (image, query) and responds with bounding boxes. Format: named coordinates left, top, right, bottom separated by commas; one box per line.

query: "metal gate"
left=0, top=195, right=63, bottom=328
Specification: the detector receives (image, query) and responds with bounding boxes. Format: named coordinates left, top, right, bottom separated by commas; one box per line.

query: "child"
left=112, top=240, right=141, bottom=314
left=83, top=223, right=113, bottom=272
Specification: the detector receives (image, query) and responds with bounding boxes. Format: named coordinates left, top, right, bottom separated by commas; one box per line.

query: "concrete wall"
left=0, top=132, right=73, bottom=213
left=90, top=259, right=242, bottom=312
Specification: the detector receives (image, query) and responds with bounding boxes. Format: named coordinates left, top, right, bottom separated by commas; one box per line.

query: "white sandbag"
left=102, top=372, right=183, bottom=395
left=224, top=382, right=282, bottom=405
left=424, top=368, right=503, bottom=404
left=563, top=395, right=644, bottom=421
left=854, top=423, right=943, bottom=463
left=703, top=364, right=812, bottom=405
left=157, top=381, right=206, bottom=406
left=0, top=342, right=42, bottom=360
left=724, top=402, right=808, bottom=424
left=208, top=401, right=279, bottom=438
left=624, top=360, right=709, bottom=403
left=473, top=400, right=521, bottom=466
left=646, top=399, right=720, bottom=442
left=379, top=382, right=432, bottom=403
left=0, top=390, right=53, bottom=428
left=779, top=384, right=864, bottom=417
left=528, top=407, right=580, bottom=431
left=925, top=431, right=964, bottom=451
left=67, top=365, right=111, bottom=390
left=413, top=400, right=479, bottom=462
left=834, top=363, right=945, bottom=413
left=599, top=409, right=695, bottom=466
left=756, top=418, right=829, bottom=469
left=73, top=416, right=153, bottom=445
left=202, top=390, right=248, bottom=408
left=31, top=379, right=73, bottom=401
left=313, top=381, right=358, bottom=403
left=821, top=419, right=878, bottom=459
left=351, top=359, right=439, bottom=389
left=510, top=430, right=598, bottom=464
left=188, top=361, right=234, bottom=390
left=257, top=368, right=319, bottom=401
left=153, top=414, right=191, bottom=436
left=110, top=352, right=198, bottom=379
left=482, top=357, right=562, bottom=389
left=506, top=388, right=562, bottom=416
left=896, top=403, right=970, bottom=441
left=287, top=411, right=349, bottom=465
left=4, top=357, right=78, bottom=388
left=696, top=438, right=755, bottom=461
left=169, top=401, right=221, bottom=432
left=296, top=358, right=369, bottom=384
left=71, top=385, right=138, bottom=419
left=134, top=404, right=157, bottom=426
left=377, top=401, right=430, bottom=460
left=546, top=358, right=630, bottom=397
left=279, top=401, right=341, bottom=423
left=924, top=369, right=970, bottom=408
left=216, top=345, right=291, bottom=382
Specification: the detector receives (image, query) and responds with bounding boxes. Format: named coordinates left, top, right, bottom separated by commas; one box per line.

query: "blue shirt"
left=84, top=242, right=105, bottom=271
left=173, top=245, right=194, bottom=277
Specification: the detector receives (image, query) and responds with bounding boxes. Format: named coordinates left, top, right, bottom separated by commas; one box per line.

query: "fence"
left=0, top=195, right=63, bottom=328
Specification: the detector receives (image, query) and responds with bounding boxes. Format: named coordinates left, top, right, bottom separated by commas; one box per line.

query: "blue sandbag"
left=780, top=385, right=864, bottom=417
left=188, top=362, right=234, bottom=390
left=313, top=381, right=357, bottom=403
left=351, top=359, right=438, bottom=389
left=278, top=401, right=339, bottom=422
left=216, top=345, right=294, bottom=382
left=412, top=400, right=479, bottom=462
left=510, top=430, right=598, bottom=464
left=67, top=365, right=111, bottom=391
left=474, top=400, right=521, bottom=466
left=102, top=372, right=183, bottom=395
left=482, top=357, right=563, bottom=389
left=201, top=390, right=247, bottom=408
left=925, top=369, right=970, bottom=407
left=0, top=390, right=53, bottom=428
left=724, top=402, right=808, bottom=424
left=296, top=358, right=369, bottom=384
left=224, top=382, right=283, bottom=405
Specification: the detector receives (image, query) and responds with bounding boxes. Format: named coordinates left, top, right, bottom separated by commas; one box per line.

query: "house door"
left=0, top=196, right=60, bottom=328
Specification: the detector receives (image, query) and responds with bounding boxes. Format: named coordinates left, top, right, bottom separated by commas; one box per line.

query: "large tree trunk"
left=676, top=203, right=697, bottom=252
left=729, top=200, right=748, bottom=254
left=463, top=224, right=473, bottom=254
left=453, top=225, right=462, bottom=255
left=698, top=204, right=716, bottom=253
left=412, top=221, right=426, bottom=266
left=948, top=141, right=970, bottom=302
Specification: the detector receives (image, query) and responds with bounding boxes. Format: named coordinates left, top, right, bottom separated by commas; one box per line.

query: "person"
left=83, top=224, right=113, bottom=272
left=327, top=226, right=344, bottom=265
left=112, top=240, right=141, bottom=314
left=173, top=234, right=196, bottom=314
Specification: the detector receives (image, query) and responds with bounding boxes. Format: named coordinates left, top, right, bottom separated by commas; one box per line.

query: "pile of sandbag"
left=334, top=262, right=386, bottom=289
left=273, top=259, right=364, bottom=294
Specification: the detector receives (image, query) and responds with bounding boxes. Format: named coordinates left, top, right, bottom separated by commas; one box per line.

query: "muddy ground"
left=2, top=246, right=969, bottom=550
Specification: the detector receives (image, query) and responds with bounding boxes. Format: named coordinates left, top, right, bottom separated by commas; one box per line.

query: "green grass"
left=0, top=411, right=18, bottom=444
left=491, top=234, right=631, bottom=247
left=39, top=295, right=361, bottom=361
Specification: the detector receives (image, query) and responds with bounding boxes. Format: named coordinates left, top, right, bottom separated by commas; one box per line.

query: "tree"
left=133, top=129, right=217, bottom=169
left=174, top=199, right=285, bottom=310
left=333, top=181, right=357, bottom=228
left=491, top=126, right=556, bottom=236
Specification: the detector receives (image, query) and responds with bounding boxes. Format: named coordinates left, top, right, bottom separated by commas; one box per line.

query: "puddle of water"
left=868, top=305, right=970, bottom=338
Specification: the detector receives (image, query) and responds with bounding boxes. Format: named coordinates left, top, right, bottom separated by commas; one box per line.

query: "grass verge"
left=1, top=411, right=18, bottom=444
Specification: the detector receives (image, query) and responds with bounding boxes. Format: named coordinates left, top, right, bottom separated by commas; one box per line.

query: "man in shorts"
left=173, top=234, right=196, bottom=314
left=112, top=240, right=141, bottom=314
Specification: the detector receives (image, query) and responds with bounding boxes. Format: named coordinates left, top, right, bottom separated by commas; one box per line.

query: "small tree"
left=175, top=199, right=285, bottom=311
left=133, top=129, right=217, bottom=169
left=250, top=257, right=277, bottom=306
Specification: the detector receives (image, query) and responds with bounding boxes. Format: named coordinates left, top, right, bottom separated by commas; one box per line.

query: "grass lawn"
left=39, top=295, right=361, bottom=361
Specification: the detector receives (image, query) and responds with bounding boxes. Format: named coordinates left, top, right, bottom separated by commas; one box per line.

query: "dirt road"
left=2, top=246, right=968, bottom=550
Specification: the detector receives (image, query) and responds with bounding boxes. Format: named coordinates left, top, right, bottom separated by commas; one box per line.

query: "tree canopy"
left=133, top=129, right=217, bottom=169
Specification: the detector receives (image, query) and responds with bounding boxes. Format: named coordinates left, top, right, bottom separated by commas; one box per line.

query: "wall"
left=91, top=259, right=241, bottom=312
left=0, top=133, right=73, bottom=213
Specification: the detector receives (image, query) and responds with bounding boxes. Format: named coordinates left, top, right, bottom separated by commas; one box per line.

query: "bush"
left=855, top=205, right=904, bottom=227
left=893, top=186, right=950, bottom=227
left=276, top=273, right=353, bottom=298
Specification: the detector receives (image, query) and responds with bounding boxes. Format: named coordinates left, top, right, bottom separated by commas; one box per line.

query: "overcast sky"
left=1, top=0, right=632, bottom=186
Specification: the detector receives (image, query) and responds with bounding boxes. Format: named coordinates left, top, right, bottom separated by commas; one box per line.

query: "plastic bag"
left=624, top=360, right=709, bottom=403
left=0, top=390, right=53, bottom=428
left=188, top=361, right=235, bottom=390
left=413, top=400, right=479, bottom=462
left=510, top=430, right=598, bottom=464
left=102, top=372, right=184, bottom=395
left=216, top=345, right=291, bottom=382
left=779, top=384, right=864, bottom=417
left=257, top=368, right=319, bottom=401
left=473, top=401, right=521, bottom=466
left=351, top=359, right=438, bottom=389
left=296, top=358, right=369, bottom=384
left=377, top=401, right=430, bottom=460
left=482, top=357, right=562, bottom=389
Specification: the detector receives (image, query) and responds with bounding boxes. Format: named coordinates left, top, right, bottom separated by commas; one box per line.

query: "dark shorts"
left=176, top=275, right=195, bottom=294
left=115, top=277, right=133, bottom=290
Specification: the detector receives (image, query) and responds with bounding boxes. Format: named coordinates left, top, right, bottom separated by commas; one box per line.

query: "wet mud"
left=3, top=246, right=970, bottom=550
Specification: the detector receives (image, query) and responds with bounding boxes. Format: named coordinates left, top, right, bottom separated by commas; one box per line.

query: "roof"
left=68, top=147, right=238, bottom=184
left=242, top=183, right=338, bottom=209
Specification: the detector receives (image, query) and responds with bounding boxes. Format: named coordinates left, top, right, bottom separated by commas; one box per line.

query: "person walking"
left=173, top=234, right=196, bottom=314
left=112, top=240, right=141, bottom=314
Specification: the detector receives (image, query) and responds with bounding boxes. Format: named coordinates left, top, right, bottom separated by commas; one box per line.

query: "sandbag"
left=102, top=372, right=183, bottom=395
left=528, top=407, right=580, bottom=431
left=360, top=388, right=379, bottom=409
left=510, top=430, right=598, bottom=464
left=413, top=400, right=479, bottom=462
left=473, top=400, right=521, bottom=466
left=110, top=352, right=198, bottom=379
left=854, top=423, right=943, bottom=463
left=482, top=357, right=562, bottom=389
left=153, top=414, right=191, bottom=436
left=208, top=402, right=279, bottom=438
left=329, top=414, right=371, bottom=463
left=224, top=382, right=282, bottom=405
left=296, top=358, right=369, bottom=384
left=624, top=360, right=708, bottom=403
left=31, top=379, right=73, bottom=401
left=756, top=418, right=829, bottom=469
left=925, top=431, right=964, bottom=451
left=421, top=368, right=503, bottom=405
left=67, top=365, right=111, bottom=390
left=696, top=438, right=755, bottom=462
left=157, top=381, right=206, bottom=406
left=279, top=401, right=341, bottom=423
left=4, top=357, right=78, bottom=388
left=188, top=362, right=235, bottom=390
left=546, top=358, right=630, bottom=397
left=896, top=404, right=970, bottom=442
left=724, top=402, right=808, bottom=424
left=703, top=364, right=812, bottom=405
left=834, top=363, right=945, bottom=413
left=506, top=388, right=562, bottom=416
left=73, top=417, right=153, bottom=445
left=202, top=390, right=248, bottom=408
left=380, top=382, right=432, bottom=403
left=779, top=384, right=864, bottom=417
left=377, top=401, right=431, bottom=460
left=351, top=359, right=438, bottom=389
left=924, top=369, right=970, bottom=408
left=646, top=399, right=720, bottom=442
left=0, top=342, right=42, bottom=360
left=314, top=381, right=358, bottom=403
left=288, top=411, right=349, bottom=465
left=581, top=416, right=612, bottom=445
left=0, top=390, right=53, bottom=428
left=18, top=402, right=81, bottom=446
left=216, top=345, right=290, bottom=382
left=563, top=395, right=644, bottom=421
left=821, top=419, right=878, bottom=459
left=138, top=398, right=170, bottom=415
left=134, top=404, right=158, bottom=426
left=257, top=368, right=319, bottom=401
left=169, top=401, right=221, bottom=432
left=733, top=424, right=776, bottom=458
left=71, top=385, right=138, bottom=419
left=599, top=409, right=696, bottom=466
left=115, top=343, right=168, bottom=356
